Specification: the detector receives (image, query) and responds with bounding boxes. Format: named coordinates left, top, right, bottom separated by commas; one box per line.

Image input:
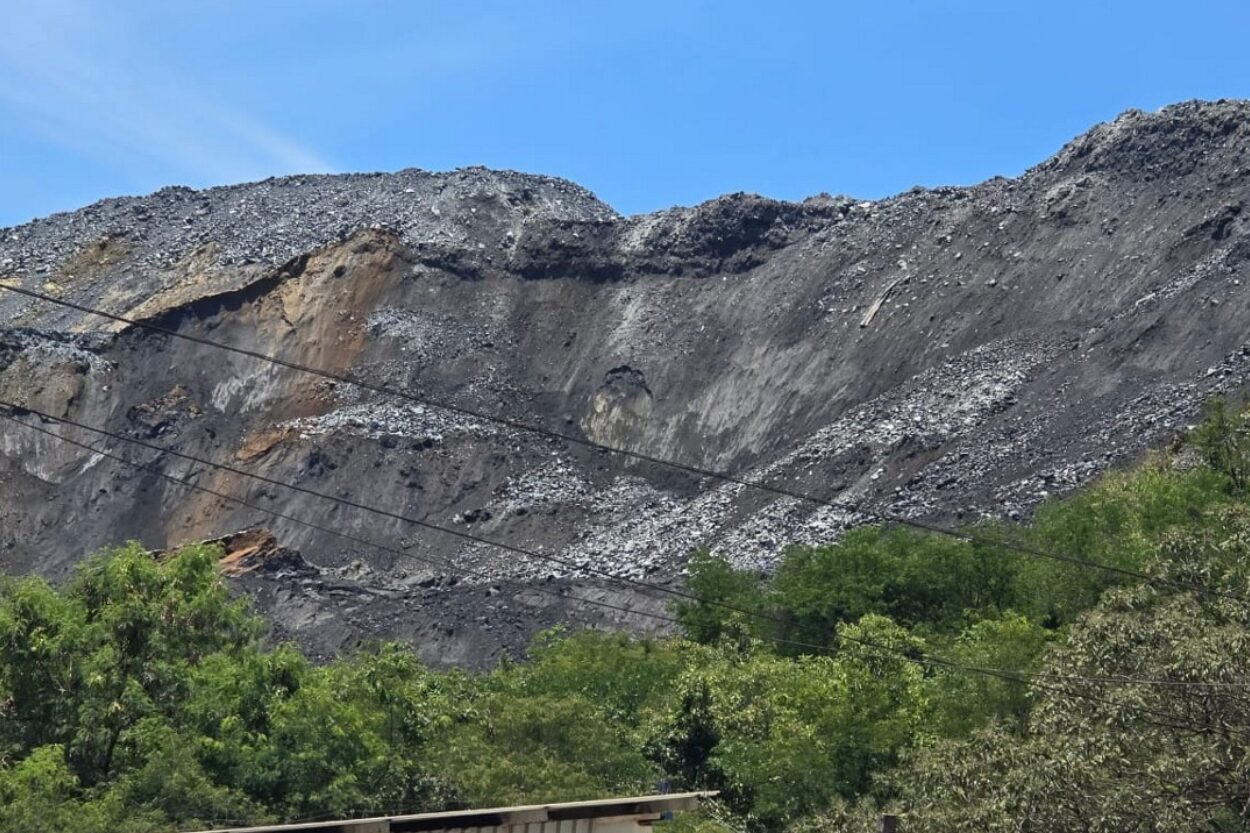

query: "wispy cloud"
left=0, top=0, right=333, bottom=187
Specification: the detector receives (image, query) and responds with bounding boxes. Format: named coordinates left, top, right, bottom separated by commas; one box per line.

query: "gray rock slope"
left=2, top=100, right=1250, bottom=665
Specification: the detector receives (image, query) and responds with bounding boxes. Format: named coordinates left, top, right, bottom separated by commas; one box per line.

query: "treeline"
left=4, top=404, right=1250, bottom=831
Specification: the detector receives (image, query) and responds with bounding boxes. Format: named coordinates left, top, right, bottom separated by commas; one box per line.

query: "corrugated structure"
left=188, top=792, right=715, bottom=833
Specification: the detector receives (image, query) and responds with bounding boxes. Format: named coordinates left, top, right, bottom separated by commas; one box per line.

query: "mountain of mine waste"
left=2, top=100, right=1249, bottom=664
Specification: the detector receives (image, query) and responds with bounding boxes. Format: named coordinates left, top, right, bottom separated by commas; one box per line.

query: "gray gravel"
left=2, top=100, right=1250, bottom=665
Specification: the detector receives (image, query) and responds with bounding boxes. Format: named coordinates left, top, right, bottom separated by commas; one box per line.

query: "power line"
left=5, top=398, right=1216, bottom=634
left=1021, top=670, right=1250, bottom=689
left=0, top=282, right=1237, bottom=603
left=3, top=404, right=1245, bottom=710
left=0, top=409, right=678, bottom=629
left=0, top=399, right=681, bottom=600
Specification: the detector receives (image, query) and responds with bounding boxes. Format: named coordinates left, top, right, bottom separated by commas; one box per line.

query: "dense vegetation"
left=4, top=404, right=1250, bottom=832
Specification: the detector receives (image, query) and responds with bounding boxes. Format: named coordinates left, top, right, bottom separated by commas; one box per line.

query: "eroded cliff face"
left=2, top=101, right=1250, bottom=665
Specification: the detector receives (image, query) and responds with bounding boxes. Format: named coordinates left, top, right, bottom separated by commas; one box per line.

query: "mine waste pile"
left=1, top=100, right=1249, bottom=664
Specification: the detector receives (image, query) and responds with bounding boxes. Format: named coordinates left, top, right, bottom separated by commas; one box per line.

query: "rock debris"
left=2, top=100, right=1250, bottom=665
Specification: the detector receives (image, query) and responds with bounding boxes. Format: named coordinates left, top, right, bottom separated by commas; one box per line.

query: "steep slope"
left=2, top=100, right=1249, bottom=664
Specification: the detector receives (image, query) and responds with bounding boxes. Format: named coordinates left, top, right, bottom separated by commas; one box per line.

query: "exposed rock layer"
left=2, top=101, right=1250, bottom=665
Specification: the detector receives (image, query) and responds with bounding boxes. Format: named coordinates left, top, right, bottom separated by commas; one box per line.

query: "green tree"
left=928, top=612, right=1048, bottom=736
left=675, top=550, right=767, bottom=644
left=883, top=505, right=1250, bottom=832
left=1192, top=397, right=1250, bottom=491
left=110, top=723, right=261, bottom=829
left=656, top=618, right=929, bottom=830
left=516, top=629, right=687, bottom=728
left=0, top=542, right=258, bottom=785
left=1011, top=458, right=1231, bottom=624
left=430, top=693, right=659, bottom=806
left=0, top=743, right=179, bottom=833
left=769, top=529, right=1016, bottom=646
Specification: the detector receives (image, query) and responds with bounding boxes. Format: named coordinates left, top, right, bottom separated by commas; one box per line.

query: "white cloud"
left=0, top=0, right=333, bottom=186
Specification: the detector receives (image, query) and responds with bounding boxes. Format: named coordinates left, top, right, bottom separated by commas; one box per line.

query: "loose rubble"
left=2, top=100, right=1250, bottom=665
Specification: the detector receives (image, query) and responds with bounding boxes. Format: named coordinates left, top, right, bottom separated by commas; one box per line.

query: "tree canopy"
left=4, top=406, right=1250, bottom=831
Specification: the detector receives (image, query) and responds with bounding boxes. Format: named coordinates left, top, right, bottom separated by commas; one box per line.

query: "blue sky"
left=2, top=1, right=1249, bottom=227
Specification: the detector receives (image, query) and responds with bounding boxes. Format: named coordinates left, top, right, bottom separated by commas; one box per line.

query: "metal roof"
left=187, top=791, right=716, bottom=833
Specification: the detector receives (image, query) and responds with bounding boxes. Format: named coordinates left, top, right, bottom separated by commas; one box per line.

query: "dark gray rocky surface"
left=2, top=100, right=1250, bottom=666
